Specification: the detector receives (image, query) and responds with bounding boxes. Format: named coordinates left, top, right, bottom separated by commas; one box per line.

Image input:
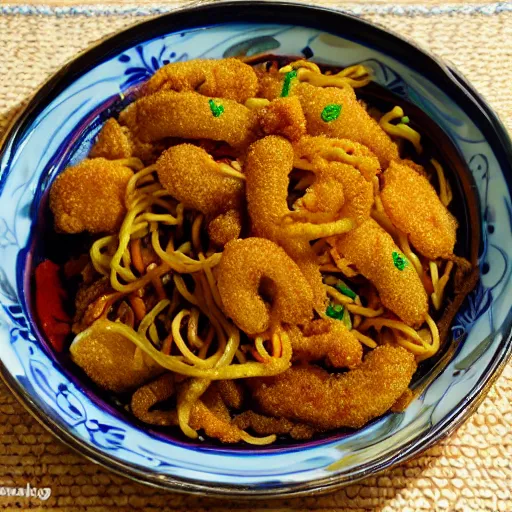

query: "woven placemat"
left=0, top=4, right=511, bottom=511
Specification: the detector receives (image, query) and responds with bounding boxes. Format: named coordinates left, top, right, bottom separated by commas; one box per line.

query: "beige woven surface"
left=0, top=4, right=511, bottom=511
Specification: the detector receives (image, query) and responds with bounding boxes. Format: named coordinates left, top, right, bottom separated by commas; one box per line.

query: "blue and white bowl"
left=0, top=1, right=511, bottom=497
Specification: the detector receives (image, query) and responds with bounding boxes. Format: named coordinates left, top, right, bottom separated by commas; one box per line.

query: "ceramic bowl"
left=0, top=1, right=511, bottom=498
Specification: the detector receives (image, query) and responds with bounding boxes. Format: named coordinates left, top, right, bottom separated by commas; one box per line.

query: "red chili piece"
left=35, top=260, right=71, bottom=352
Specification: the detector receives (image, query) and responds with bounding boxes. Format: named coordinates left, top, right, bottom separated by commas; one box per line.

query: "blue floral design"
left=0, top=21, right=510, bottom=494
left=120, top=43, right=187, bottom=88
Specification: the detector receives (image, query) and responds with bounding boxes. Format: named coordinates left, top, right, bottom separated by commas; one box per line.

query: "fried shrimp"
left=258, top=96, right=307, bottom=141
left=50, top=158, right=134, bottom=234
left=90, top=118, right=133, bottom=160
left=42, top=56, right=476, bottom=446
left=295, top=83, right=399, bottom=168
left=244, top=136, right=334, bottom=308
left=131, top=373, right=178, bottom=426
left=333, top=218, right=428, bottom=327
left=217, top=238, right=314, bottom=335
left=293, top=135, right=381, bottom=182
left=143, top=58, right=259, bottom=103
left=207, top=209, right=243, bottom=246
left=250, top=345, right=416, bottom=430
left=288, top=319, right=362, bottom=369
left=381, top=161, right=458, bottom=259
left=70, top=329, right=163, bottom=393
left=156, top=144, right=244, bottom=216
left=233, top=410, right=316, bottom=440
left=130, top=90, right=258, bottom=149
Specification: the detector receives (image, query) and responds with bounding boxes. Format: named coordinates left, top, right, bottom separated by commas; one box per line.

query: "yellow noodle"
left=187, top=308, right=204, bottom=349
left=218, top=163, right=246, bottom=180
left=431, top=158, right=452, bottom=207
left=240, top=432, right=277, bottom=445
left=379, top=106, right=423, bottom=153
left=361, top=318, right=424, bottom=345
left=191, top=214, right=204, bottom=254
left=352, top=330, right=378, bottom=349
left=325, top=285, right=354, bottom=305
left=279, top=60, right=321, bottom=74
left=346, top=304, right=384, bottom=318
left=245, top=97, right=270, bottom=110
left=398, top=232, right=423, bottom=278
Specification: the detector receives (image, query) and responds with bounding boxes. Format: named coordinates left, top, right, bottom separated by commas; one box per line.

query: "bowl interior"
left=0, top=2, right=511, bottom=496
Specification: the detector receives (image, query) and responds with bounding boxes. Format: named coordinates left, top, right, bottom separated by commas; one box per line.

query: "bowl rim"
left=0, top=0, right=511, bottom=498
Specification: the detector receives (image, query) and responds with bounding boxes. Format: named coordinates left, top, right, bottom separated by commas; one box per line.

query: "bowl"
left=0, top=0, right=511, bottom=498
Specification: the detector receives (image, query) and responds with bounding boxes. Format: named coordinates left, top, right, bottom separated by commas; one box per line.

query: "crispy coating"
left=244, top=136, right=326, bottom=309
left=131, top=373, right=178, bottom=426
left=116, top=105, right=166, bottom=164
left=250, top=346, right=416, bottom=430
left=70, top=329, right=163, bottom=393
left=288, top=319, right=363, bottom=369
left=381, top=161, right=458, bottom=259
left=334, top=218, right=428, bottom=327
left=257, top=68, right=284, bottom=100
left=188, top=385, right=242, bottom=443
left=157, top=144, right=244, bottom=216
left=50, top=158, right=133, bottom=234
left=294, top=83, right=399, bottom=168
left=207, top=209, right=243, bottom=247
left=217, top=380, right=245, bottom=410
left=258, top=96, right=306, bottom=141
left=143, top=58, right=258, bottom=103
left=90, top=118, right=133, bottom=160
left=293, top=135, right=381, bottom=182
left=233, top=410, right=315, bottom=440
left=132, top=90, right=258, bottom=149
left=217, top=238, right=314, bottom=334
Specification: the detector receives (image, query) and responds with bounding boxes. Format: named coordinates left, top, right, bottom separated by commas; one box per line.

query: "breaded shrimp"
left=250, top=345, right=416, bottom=430
left=143, top=58, right=259, bottom=103
left=295, top=83, right=399, bottom=168
left=217, top=238, right=314, bottom=335
left=293, top=135, right=381, bottom=182
left=288, top=318, right=363, bottom=369
left=381, top=161, right=458, bottom=259
left=256, top=67, right=284, bottom=100
left=90, top=118, right=133, bottom=160
left=244, top=136, right=326, bottom=309
left=334, top=218, right=428, bottom=327
left=131, top=373, right=178, bottom=426
left=207, top=209, right=242, bottom=246
left=131, top=90, right=258, bottom=149
left=258, top=96, right=306, bottom=141
left=116, top=104, right=166, bottom=164
left=156, top=144, right=244, bottom=216
left=70, top=328, right=164, bottom=393
left=50, top=158, right=133, bottom=234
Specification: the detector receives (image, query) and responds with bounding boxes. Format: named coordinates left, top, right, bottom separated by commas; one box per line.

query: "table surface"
left=0, top=2, right=511, bottom=511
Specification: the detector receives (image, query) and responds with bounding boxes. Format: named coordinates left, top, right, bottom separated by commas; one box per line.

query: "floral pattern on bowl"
left=0, top=2, right=511, bottom=497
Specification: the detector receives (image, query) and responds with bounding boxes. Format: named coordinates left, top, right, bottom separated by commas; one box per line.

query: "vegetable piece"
left=35, top=260, right=71, bottom=352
